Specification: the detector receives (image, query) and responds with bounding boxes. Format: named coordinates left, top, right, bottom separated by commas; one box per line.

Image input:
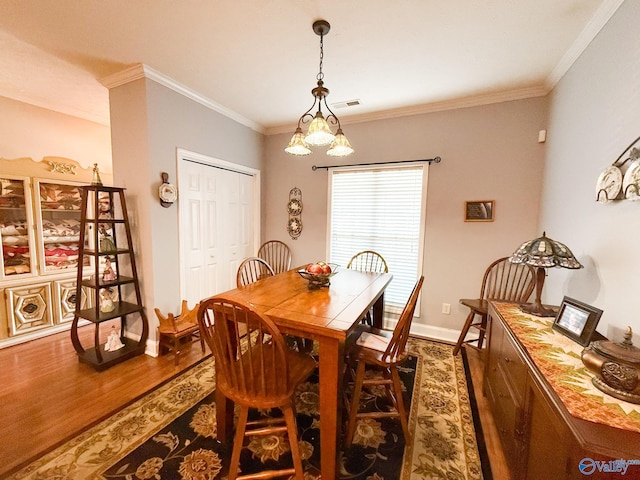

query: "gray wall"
left=541, top=0, right=640, bottom=342
left=263, top=97, right=548, bottom=341
left=109, top=78, right=262, bottom=346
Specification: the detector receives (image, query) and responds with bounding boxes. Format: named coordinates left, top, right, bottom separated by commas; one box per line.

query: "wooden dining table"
left=212, top=266, right=393, bottom=480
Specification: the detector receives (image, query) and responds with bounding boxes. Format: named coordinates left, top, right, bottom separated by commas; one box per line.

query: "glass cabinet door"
left=0, top=176, right=36, bottom=279
left=34, top=179, right=88, bottom=275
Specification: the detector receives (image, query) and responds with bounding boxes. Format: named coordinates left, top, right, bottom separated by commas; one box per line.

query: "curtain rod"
left=311, top=156, right=441, bottom=171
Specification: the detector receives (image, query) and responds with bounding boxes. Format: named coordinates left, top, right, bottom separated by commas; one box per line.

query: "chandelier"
left=285, top=20, right=354, bottom=157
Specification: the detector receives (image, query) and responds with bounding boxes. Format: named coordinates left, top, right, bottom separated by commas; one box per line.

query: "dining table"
left=212, top=266, right=393, bottom=480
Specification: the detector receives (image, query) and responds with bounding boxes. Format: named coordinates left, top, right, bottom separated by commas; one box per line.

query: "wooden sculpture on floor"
left=155, top=300, right=205, bottom=367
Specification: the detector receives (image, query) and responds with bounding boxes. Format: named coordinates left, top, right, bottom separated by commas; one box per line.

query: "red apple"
left=320, top=263, right=332, bottom=274
left=306, top=263, right=323, bottom=274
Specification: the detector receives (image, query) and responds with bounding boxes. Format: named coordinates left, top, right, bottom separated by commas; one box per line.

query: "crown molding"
left=264, top=85, right=550, bottom=136
left=100, top=63, right=263, bottom=133
left=546, top=0, right=624, bottom=87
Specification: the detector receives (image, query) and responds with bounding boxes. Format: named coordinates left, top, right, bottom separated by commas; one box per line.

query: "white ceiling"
left=0, top=0, right=623, bottom=134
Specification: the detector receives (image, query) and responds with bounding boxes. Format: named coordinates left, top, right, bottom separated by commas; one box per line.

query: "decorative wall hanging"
left=159, top=172, right=177, bottom=207
left=464, top=200, right=494, bottom=222
left=287, top=187, right=303, bottom=240
left=596, top=135, right=640, bottom=203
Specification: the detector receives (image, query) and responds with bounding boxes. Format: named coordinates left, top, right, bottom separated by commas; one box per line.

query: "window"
left=328, top=164, right=427, bottom=314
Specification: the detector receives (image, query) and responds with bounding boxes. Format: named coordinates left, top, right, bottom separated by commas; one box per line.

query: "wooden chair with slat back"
left=343, top=275, right=424, bottom=447
left=197, top=295, right=316, bottom=480
left=347, top=250, right=389, bottom=274
left=236, top=257, right=275, bottom=288
left=347, top=250, right=389, bottom=325
left=257, top=240, right=292, bottom=274
left=453, top=257, right=535, bottom=356
left=154, top=300, right=205, bottom=367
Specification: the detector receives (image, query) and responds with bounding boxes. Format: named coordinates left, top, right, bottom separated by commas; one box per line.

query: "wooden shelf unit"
left=70, top=185, right=148, bottom=371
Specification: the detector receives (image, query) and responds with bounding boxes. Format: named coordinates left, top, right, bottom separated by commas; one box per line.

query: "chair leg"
left=453, top=310, right=476, bottom=356
left=345, top=361, right=366, bottom=447
left=476, top=315, right=488, bottom=349
left=283, top=404, right=304, bottom=480
left=390, top=367, right=410, bottom=442
left=228, top=405, right=249, bottom=480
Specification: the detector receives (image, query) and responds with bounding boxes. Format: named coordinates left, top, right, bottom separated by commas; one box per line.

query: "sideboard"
left=485, top=301, right=640, bottom=480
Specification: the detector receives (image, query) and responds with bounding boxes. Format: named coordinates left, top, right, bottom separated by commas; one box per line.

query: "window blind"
left=328, top=165, right=426, bottom=312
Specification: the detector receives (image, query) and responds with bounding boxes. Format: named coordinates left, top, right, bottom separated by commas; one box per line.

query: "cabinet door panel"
left=6, top=282, right=54, bottom=336
left=0, top=176, right=36, bottom=279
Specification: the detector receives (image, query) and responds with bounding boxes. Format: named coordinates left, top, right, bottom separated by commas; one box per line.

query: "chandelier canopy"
left=285, top=20, right=354, bottom=158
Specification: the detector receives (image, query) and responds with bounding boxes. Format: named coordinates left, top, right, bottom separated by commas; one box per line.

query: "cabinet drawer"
left=492, top=368, right=523, bottom=469
left=500, top=328, right=527, bottom=402
left=5, top=282, right=54, bottom=336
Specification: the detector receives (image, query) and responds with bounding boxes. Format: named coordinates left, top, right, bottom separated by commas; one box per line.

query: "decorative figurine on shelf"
left=99, top=226, right=116, bottom=253
left=91, top=163, right=103, bottom=186
left=102, top=256, right=117, bottom=282
left=98, top=193, right=112, bottom=219
left=104, top=325, right=124, bottom=352
left=100, top=287, right=116, bottom=313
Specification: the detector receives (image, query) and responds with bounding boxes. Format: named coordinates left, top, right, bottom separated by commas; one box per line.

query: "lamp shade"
left=510, top=232, right=582, bottom=269
left=326, top=129, right=354, bottom=157
left=509, top=232, right=582, bottom=317
left=305, top=112, right=335, bottom=146
left=285, top=128, right=312, bottom=156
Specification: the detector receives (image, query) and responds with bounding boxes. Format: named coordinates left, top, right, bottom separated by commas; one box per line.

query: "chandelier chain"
left=317, top=33, right=324, bottom=82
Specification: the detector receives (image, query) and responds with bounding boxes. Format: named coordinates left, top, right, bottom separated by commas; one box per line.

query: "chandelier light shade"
left=284, top=20, right=354, bottom=157
left=509, top=232, right=583, bottom=317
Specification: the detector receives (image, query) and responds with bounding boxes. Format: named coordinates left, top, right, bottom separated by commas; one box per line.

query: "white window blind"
left=328, top=164, right=427, bottom=312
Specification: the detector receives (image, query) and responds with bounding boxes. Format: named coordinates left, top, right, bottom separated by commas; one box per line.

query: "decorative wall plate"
left=159, top=172, right=177, bottom=207
left=595, top=166, right=622, bottom=203
left=287, top=217, right=302, bottom=238
left=623, top=160, right=640, bottom=200
left=287, top=198, right=303, bottom=215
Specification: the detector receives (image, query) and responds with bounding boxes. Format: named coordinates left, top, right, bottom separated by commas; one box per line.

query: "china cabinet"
left=70, top=185, right=148, bottom=370
left=0, top=158, right=110, bottom=348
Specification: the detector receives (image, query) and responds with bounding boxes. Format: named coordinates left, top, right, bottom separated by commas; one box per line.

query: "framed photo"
left=552, top=296, right=603, bottom=346
left=465, top=200, right=494, bottom=222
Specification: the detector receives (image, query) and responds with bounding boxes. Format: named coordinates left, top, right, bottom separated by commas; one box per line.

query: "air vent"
left=331, top=99, right=360, bottom=109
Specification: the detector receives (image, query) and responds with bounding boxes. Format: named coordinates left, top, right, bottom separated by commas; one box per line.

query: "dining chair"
left=343, top=275, right=424, bottom=447
left=257, top=240, right=292, bottom=274
left=347, top=250, right=389, bottom=325
left=346, top=250, right=389, bottom=274
left=154, top=300, right=205, bottom=367
left=197, top=295, right=316, bottom=480
left=236, top=256, right=275, bottom=288
left=452, top=257, right=535, bottom=356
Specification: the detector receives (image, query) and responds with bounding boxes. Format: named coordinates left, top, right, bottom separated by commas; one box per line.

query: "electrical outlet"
left=442, top=303, right=451, bottom=315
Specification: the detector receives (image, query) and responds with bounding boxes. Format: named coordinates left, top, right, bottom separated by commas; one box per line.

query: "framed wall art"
left=552, top=296, right=603, bottom=346
left=464, top=200, right=494, bottom=222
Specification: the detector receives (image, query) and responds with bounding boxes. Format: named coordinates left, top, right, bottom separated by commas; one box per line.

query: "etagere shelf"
left=70, top=185, right=148, bottom=370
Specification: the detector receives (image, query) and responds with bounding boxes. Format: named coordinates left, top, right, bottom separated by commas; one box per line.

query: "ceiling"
left=0, top=0, right=623, bottom=135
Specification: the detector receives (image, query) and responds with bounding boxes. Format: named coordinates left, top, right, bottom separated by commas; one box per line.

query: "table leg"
left=318, top=336, right=344, bottom=480
left=372, top=292, right=385, bottom=328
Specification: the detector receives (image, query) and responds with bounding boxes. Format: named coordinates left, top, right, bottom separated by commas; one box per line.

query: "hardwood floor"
left=0, top=329, right=509, bottom=479
left=0, top=322, right=207, bottom=477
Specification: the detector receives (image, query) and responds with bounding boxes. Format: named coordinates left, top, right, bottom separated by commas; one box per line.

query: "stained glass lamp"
left=509, top=232, right=583, bottom=317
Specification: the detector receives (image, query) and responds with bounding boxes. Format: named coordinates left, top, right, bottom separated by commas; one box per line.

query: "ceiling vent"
left=331, top=99, right=361, bottom=109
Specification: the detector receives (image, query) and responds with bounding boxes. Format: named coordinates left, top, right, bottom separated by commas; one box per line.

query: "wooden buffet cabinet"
left=485, top=301, right=640, bottom=480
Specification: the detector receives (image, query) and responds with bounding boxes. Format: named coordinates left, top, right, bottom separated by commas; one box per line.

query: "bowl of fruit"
left=298, top=261, right=338, bottom=288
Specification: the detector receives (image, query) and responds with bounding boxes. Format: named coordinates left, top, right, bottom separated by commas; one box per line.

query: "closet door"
left=179, top=159, right=256, bottom=306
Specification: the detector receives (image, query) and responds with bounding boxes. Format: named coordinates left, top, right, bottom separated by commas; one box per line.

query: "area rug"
left=7, top=337, right=489, bottom=480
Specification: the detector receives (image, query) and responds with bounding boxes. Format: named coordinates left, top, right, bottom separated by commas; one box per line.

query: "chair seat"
left=347, top=325, right=407, bottom=367
left=459, top=298, right=488, bottom=315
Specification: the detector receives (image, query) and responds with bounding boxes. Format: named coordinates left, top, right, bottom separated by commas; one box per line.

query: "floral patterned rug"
left=7, top=338, right=488, bottom=480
